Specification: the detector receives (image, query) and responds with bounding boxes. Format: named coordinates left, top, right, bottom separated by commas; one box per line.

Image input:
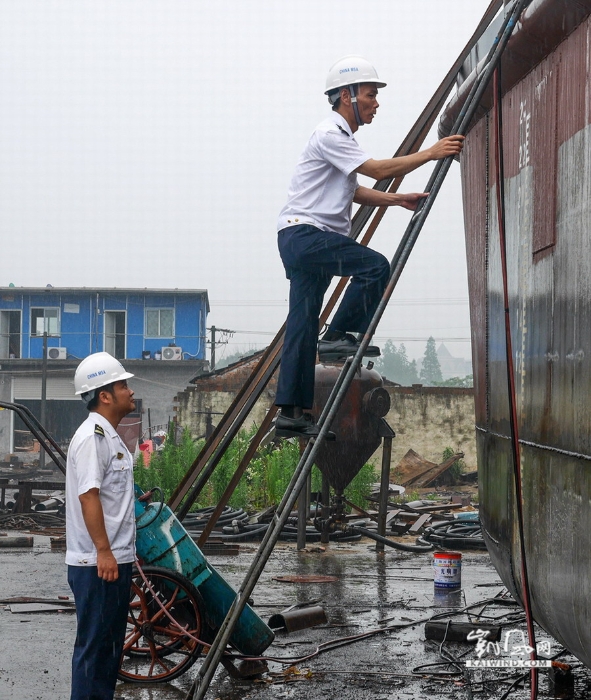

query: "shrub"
left=135, top=425, right=378, bottom=513
left=442, top=446, right=466, bottom=482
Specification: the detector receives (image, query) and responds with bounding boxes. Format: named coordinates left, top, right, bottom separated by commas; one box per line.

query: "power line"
left=226, top=329, right=471, bottom=341
left=210, top=297, right=469, bottom=307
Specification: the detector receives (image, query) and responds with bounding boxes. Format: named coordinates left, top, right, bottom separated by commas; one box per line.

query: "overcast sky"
left=0, top=0, right=494, bottom=363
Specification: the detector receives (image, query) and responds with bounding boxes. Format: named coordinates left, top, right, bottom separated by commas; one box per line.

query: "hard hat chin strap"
left=348, top=84, right=363, bottom=127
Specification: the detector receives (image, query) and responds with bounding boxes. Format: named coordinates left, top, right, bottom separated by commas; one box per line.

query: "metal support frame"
left=0, top=401, right=66, bottom=474
left=297, top=477, right=308, bottom=550
left=376, top=419, right=396, bottom=552
left=186, top=3, right=529, bottom=696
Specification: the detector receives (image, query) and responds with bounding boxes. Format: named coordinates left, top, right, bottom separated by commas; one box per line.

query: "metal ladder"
left=184, top=1, right=531, bottom=697
left=168, top=0, right=506, bottom=529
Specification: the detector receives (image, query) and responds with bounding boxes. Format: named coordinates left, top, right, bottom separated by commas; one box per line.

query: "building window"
left=145, top=308, right=174, bottom=337
left=31, top=308, right=60, bottom=336
left=0, top=310, right=21, bottom=358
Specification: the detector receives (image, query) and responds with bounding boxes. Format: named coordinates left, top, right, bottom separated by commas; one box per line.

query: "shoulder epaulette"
left=94, top=424, right=105, bottom=437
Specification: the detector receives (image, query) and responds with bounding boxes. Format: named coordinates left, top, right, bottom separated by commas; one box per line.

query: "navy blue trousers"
left=68, top=564, right=132, bottom=700
left=276, top=224, right=390, bottom=408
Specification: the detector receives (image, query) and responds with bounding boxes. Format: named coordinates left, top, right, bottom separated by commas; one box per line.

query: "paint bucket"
left=433, top=551, right=462, bottom=590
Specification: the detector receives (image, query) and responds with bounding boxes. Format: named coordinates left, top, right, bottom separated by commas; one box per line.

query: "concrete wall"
left=176, top=364, right=477, bottom=471
left=384, top=386, right=477, bottom=471
left=129, top=360, right=209, bottom=430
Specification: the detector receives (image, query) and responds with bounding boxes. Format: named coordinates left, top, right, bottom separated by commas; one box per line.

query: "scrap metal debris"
left=268, top=605, right=328, bottom=632
left=262, top=666, right=314, bottom=685
left=0, top=536, right=33, bottom=548
left=8, top=603, right=75, bottom=614
left=272, top=575, right=338, bottom=584
left=395, top=448, right=465, bottom=488
left=0, top=512, right=65, bottom=530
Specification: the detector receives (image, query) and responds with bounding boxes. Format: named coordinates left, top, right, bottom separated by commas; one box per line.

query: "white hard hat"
left=74, top=351, right=134, bottom=403
left=324, top=55, right=387, bottom=96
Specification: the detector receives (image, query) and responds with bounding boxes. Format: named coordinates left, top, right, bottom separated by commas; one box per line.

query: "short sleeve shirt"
left=277, top=111, right=371, bottom=236
left=65, top=412, right=136, bottom=566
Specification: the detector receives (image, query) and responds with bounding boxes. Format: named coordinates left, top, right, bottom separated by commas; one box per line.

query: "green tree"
left=434, top=374, right=473, bottom=388
left=375, top=340, right=420, bottom=385
left=420, top=336, right=443, bottom=385
left=215, top=347, right=262, bottom=370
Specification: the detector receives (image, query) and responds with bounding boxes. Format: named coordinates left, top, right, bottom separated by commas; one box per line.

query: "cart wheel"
left=118, top=565, right=204, bottom=683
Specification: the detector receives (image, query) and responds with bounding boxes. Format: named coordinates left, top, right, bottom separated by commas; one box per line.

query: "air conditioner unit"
left=161, top=346, right=182, bottom=361
left=47, top=347, right=67, bottom=360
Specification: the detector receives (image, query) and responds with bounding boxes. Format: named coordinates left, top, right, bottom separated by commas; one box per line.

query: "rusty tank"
left=441, top=0, right=591, bottom=669
left=311, top=362, right=390, bottom=494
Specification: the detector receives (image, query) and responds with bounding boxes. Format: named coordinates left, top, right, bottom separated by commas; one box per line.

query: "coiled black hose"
left=183, top=506, right=362, bottom=543
left=419, top=520, right=486, bottom=550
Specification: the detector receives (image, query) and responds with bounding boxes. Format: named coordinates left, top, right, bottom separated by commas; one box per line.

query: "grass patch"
left=134, top=425, right=378, bottom=512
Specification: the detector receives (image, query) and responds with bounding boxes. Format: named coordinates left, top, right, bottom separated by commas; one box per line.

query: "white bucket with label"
left=433, top=551, right=462, bottom=590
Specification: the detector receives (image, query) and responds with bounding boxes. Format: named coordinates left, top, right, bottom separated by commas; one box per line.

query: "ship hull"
left=444, top=0, right=591, bottom=666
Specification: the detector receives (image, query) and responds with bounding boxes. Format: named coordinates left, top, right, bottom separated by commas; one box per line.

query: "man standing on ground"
left=275, top=55, right=464, bottom=439
left=66, top=351, right=136, bottom=700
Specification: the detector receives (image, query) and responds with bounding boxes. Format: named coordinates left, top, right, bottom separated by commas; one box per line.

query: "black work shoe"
left=275, top=413, right=336, bottom=441
left=318, top=333, right=381, bottom=362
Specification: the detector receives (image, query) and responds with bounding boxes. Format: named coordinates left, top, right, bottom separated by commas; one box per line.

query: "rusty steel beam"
left=169, top=0, right=504, bottom=520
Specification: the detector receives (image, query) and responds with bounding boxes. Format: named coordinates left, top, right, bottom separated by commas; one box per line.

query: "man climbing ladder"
left=274, top=55, right=464, bottom=439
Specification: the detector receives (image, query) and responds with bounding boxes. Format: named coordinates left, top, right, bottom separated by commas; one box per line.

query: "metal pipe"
left=0, top=401, right=66, bottom=473
left=39, top=332, right=48, bottom=470
left=297, top=476, right=307, bottom=551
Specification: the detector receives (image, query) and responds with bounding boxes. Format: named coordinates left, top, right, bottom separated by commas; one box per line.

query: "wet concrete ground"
left=2, top=531, right=591, bottom=700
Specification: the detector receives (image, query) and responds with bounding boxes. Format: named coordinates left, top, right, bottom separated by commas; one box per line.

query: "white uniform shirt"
left=65, top=412, right=136, bottom=566
left=277, top=111, right=370, bottom=236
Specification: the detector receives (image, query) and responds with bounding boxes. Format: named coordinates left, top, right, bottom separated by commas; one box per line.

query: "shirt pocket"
left=109, top=455, right=131, bottom=492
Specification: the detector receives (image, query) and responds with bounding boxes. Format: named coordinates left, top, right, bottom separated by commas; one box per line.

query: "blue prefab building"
left=0, top=287, right=210, bottom=460
left=0, top=287, right=209, bottom=361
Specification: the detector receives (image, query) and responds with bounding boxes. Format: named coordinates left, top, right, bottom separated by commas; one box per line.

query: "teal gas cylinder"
left=134, top=486, right=274, bottom=655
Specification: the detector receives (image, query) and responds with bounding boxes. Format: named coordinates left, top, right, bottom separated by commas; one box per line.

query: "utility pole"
left=207, top=326, right=234, bottom=371
left=40, top=331, right=48, bottom=469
